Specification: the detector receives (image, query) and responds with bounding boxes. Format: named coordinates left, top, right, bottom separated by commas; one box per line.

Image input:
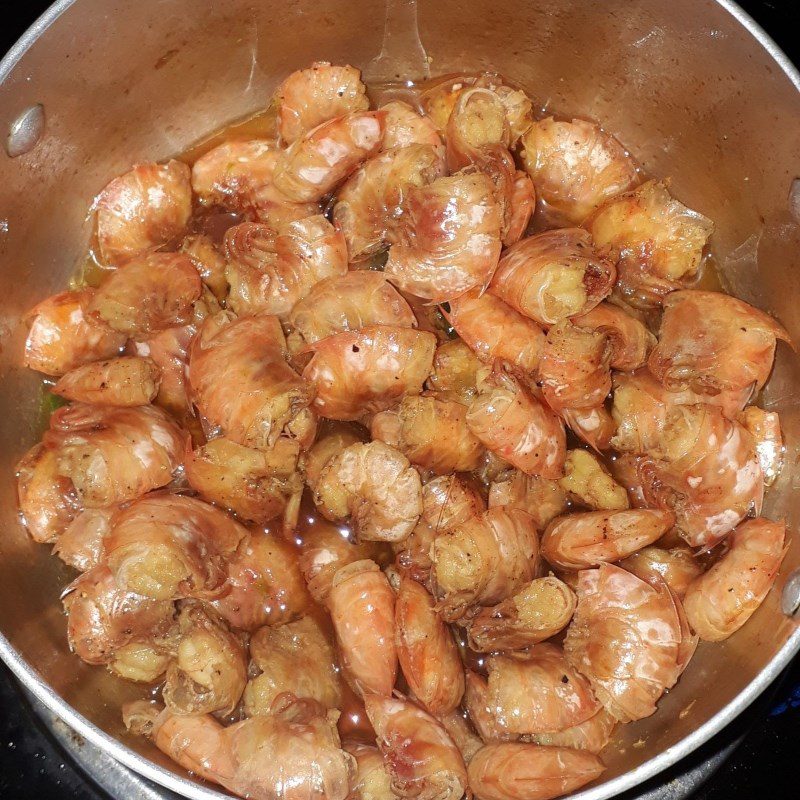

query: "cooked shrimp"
left=445, top=88, right=511, bottom=171
left=302, top=325, right=436, bottom=421
left=684, top=518, right=786, bottom=641
left=571, top=302, right=655, bottom=372
left=488, top=469, right=567, bottom=530
left=314, top=440, right=422, bottom=542
left=53, top=507, right=114, bottom=572
left=244, top=615, right=342, bottom=714
left=587, top=180, right=713, bottom=307
left=212, top=531, right=311, bottom=631
left=334, top=144, right=446, bottom=261
left=185, top=436, right=303, bottom=525
left=189, top=312, right=314, bottom=449
left=273, top=110, right=385, bottom=202
left=95, top=160, right=192, bottom=265
left=563, top=563, right=684, bottom=722
left=396, top=577, right=465, bottom=715
left=558, top=449, right=629, bottom=511
left=344, top=742, right=397, bottom=800
left=44, top=403, right=187, bottom=507
left=327, top=559, right=397, bottom=696
left=503, top=171, right=536, bottom=247
left=445, top=290, right=545, bottom=377
left=467, top=742, right=605, bottom=800
left=609, top=369, right=674, bottom=455
left=24, top=290, right=127, bottom=376
left=521, top=116, right=638, bottom=224
left=365, top=694, right=468, bottom=800
left=561, top=406, right=616, bottom=453
left=466, top=577, right=576, bottom=653
left=527, top=709, right=616, bottom=755
left=88, top=252, right=201, bottom=338
left=384, top=172, right=503, bottom=302
left=739, top=407, right=783, bottom=486
left=432, top=507, right=539, bottom=620
left=426, top=340, right=484, bottom=405
left=466, top=367, right=566, bottom=479
left=371, top=396, right=485, bottom=474
left=618, top=545, right=703, bottom=599
left=52, top=356, right=160, bottom=406
left=489, top=228, right=615, bottom=325
left=104, top=493, right=247, bottom=601
left=436, top=712, right=484, bottom=764
left=463, top=670, right=511, bottom=742
left=179, top=233, right=229, bottom=300
left=303, top=425, right=367, bottom=491
left=277, top=62, right=369, bottom=144
left=381, top=101, right=442, bottom=150
left=132, top=324, right=194, bottom=418
left=224, top=216, right=347, bottom=318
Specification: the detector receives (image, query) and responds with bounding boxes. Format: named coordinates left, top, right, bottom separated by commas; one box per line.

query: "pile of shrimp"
left=16, top=61, right=793, bottom=800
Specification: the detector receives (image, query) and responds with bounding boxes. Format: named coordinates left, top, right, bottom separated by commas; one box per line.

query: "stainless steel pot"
left=1, top=1, right=798, bottom=798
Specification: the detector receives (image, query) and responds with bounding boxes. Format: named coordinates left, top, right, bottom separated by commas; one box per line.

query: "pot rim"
left=1, top=2, right=799, bottom=799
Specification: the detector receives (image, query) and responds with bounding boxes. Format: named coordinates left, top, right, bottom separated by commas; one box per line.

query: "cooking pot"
left=1, top=1, right=799, bottom=798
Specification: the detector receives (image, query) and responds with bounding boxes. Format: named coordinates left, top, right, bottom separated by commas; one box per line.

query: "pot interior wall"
left=0, top=0, right=799, bottom=796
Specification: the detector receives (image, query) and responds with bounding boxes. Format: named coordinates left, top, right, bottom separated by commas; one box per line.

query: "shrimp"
left=466, top=577, right=576, bottom=653
left=95, top=160, right=192, bottom=265
left=558, top=449, right=629, bottom=511
left=426, top=340, right=484, bottom=405
left=327, top=559, right=397, bottom=696
left=466, top=367, right=566, bottom=479
left=333, top=144, right=446, bottom=261
left=24, top=290, right=127, bottom=376
left=648, top=290, right=792, bottom=398
left=179, top=233, right=229, bottom=301
left=88, top=252, right=201, bottom=338
left=44, top=403, right=187, bottom=507
left=609, top=370, right=674, bottom=455
left=432, top=507, right=539, bottom=620
left=563, top=564, right=685, bottom=722
left=618, top=545, right=703, bottom=599
left=244, top=615, right=342, bottom=715
left=365, top=694, right=468, bottom=800
left=504, top=171, right=536, bottom=247
left=302, top=325, right=436, bottom=421
left=445, top=290, right=546, bottom=377
left=436, top=712, right=484, bottom=764
left=189, top=312, right=314, bottom=450
left=52, top=507, right=114, bottom=572
left=527, top=709, right=617, bottom=755
left=371, top=396, right=485, bottom=474
left=520, top=116, right=638, bottom=225
left=541, top=509, right=674, bottom=570
left=103, top=493, right=247, bottom=601
left=384, top=172, right=503, bottom=302
left=467, top=742, right=605, bottom=800
left=445, top=88, right=511, bottom=171
left=273, top=110, right=385, bottom=202
left=381, top=101, right=442, bottom=150
left=344, top=742, right=397, bottom=800
left=224, top=215, right=348, bottom=318
left=571, top=302, right=655, bottom=372
left=396, top=577, right=465, bottom=716
left=561, top=406, right=616, bottom=453
left=16, top=442, right=81, bottom=544
left=185, top=436, right=303, bottom=525
left=52, top=356, right=160, bottom=406
left=313, top=440, right=423, bottom=543
left=587, top=181, right=714, bottom=307
left=303, top=425, right=367, bottom=491
left=739, top=406, right=784, bottom=486
left=464, top=670, right=511, bottom=743
left=489, top=228, right=615, bottom=326
left=211, top=533, right=309, bottom=631
left=488, top=469, right=567, bottom=530
left=276, top=62, right=369, bottom=144
left=684, top=518, right=786, bottom=641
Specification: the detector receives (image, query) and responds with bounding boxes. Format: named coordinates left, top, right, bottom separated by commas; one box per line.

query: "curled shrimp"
left=224, top=215, right=348, bottom=318
left=684, top=518, right=786, bottom=641
left=334, top=143, right=446, bottom=261
left=381, top=100, right=443, bottom=149
left=541, top=509, right=675, bottom=570
left=396, top=576, right=465, bottom=716
left=521, top=116, right=638, bottom=225
left=44, top=403, right=187, bottom=507
left=384, top=172, right=503, bottom=302
left=189, top=312, right=314, bottom=450
left=464, top=670, right=511, bottom=743
left=436, top=711, right=484, bottom=765
left=561, top=406, right=616, bottom=453
left=467, top=742, right=605, bottom=800
left=344, top=742, right=396, bottom=800
left=313, top=440, right=423, bottom=542
left=303, top=425, right=367, bottom=491
left=53, top=507, right=114, bottom=572
left=52, top=356, right=160, bottom=406
left=488, top=469, right=567, bottom=530
left=445, top=290, right=545, bottom=377
left=466, top=577, right=576, bottom=653
left=432, top=507, right=539, bottom=620
left=276, top=62, right=369, bottom=144
left=95, top=160, right=192, bottom=265
left=739, top=406, right=783, bottom=486
left=503, top=171, right=536, bottom=246
left=371, top=395, right=485, bottom=475
left=327, top=559, right=398, bottom=696
left=244, top=615, right=342, bottom=715
left=24, top=290, right=127, bottom=376
left=587, top=180, right=714, bottom=307
left=426, top=340, right=484, bottom=405
left=131, top=325, right=193, bottom=418
left=302, top=325, right=436, bottom=421
left=489, top=228, right=615, bottom=326
left=365, top=694, right=468, bottom=800
left=445, top=88, right=511, bottom=171
left=180, top=233, right=229, bottom=300
left=571, top=302, right=655, bottom=372
left=467, top=367, right=566, bottom=479
left=618, top=545, right=703, bottom=599
left=558, top=449, right=629, bottom=511
left=528, top=708, right=617, bottom=755
left=610, top=369, right=674, bottom=455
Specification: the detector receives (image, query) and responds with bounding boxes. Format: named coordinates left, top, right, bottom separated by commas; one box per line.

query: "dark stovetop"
left=1, top=1, right=799, bottom=799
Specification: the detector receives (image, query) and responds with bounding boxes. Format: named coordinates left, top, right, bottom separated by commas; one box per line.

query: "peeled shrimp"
left=488, top=469, right=567, bottom=530
left=24, top=290, right=126, bottom=376
left=52, top=507, right=114, bottom=573
left=739, top=406, right=784, bottom=486
left=684, top=518, right=786, bottom=641
left=95, top=160, right=192, bottom=264
left=52, top=356, right=160, bottom=406
left=559, top=449, right=629, bottom=511
left=528, top=709, right=617, bottom=755
left=572, top=302, right=654, bottom=372
left=426, top=340, right=484, bottom=405
left=381, top=100, right=442, bottom=150
left=344, top=742, right=397, bottom=800
left=618, top=545, right=703, bottom=599
left=180, top=233, right=229, bottom=300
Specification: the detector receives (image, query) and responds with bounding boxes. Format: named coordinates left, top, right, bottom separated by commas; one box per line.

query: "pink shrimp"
left=618, top=545, right=703, bottom=600
left=380, top=100, right=443, bottom=150
left=52, top=507, right=115, bottom=573
left=52, top=356, right=160, bottom=406
left=179, top=233, right=229, bottom=300
left=528, top=709, right=617, bottom=755
left=572, top=302, right=655, bottom=372
left=739, top=406, right=784, bottom=486
left=426, top=340, right=484, bottom=405
left=488, top=469, right=567, bottom=530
